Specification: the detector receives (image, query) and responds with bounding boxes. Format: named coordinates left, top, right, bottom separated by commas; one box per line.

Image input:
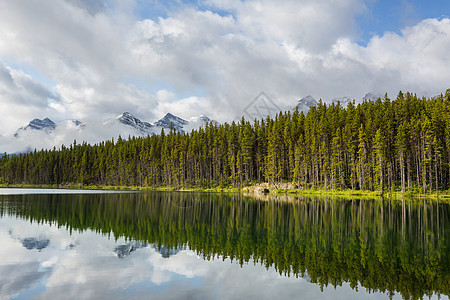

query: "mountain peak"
left=121, top=112, right=133, bottom=117
left=294, top=95, right=317, bottom=114
left=164, top=112, right=176, bottom=118
left=362, top=93, right=381, bottom=102
left=155, top=113, right=188, bottom=131
left=297, top=95, right=317, bottom=107
left=189, top=114, right=211, bottom=123
left=331, top=96, right=354, bottom=107
left=118, top=112, right=153, bottom=134
left=25, top=118, right=56, bottom=131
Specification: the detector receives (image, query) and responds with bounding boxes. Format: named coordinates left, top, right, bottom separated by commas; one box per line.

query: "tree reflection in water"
left=0, top=192, right=448, bottom=300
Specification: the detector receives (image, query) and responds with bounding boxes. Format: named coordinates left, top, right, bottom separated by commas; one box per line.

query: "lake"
left=0, top=190, right=448, bottom=300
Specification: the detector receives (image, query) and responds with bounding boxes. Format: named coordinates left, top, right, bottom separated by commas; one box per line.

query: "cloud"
left=0, top=64, right=62, bottom=135
left=127, top=3, right=450, bottom=118
left=203, top=0, right=367, bottom=52
left=67, top=0, right=107, bottom=15
left=328, top=18, right=450, bottom=97
left=0, top=262, right=48, bottom=299
left=0, top=0, right=155, bottom=121
left=0, top=115, right=157, bottom=153
left=0, top=0, right=449, bottom=151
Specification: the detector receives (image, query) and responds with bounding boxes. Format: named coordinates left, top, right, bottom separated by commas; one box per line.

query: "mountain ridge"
left=5, top=112, right=215, bottom=154
left=154, top=113, right=189, bottom=132
left=2, top=92, right=391, bottom=154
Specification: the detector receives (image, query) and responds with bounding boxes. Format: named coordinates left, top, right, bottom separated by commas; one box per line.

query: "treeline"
left=1, top=90, right=450, bottom=192
left=1, top=193, right=448, bottom=299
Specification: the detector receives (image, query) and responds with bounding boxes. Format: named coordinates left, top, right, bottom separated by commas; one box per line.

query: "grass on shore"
left=269, top=187, right=450, bottom=202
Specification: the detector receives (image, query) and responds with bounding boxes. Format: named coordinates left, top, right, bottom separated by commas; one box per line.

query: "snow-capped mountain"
left=189, top=114, right=211, bottom=124
left=184, top=114, right=218, bottom=132
left=293, top=92, right=383, bottom=115
left=331, top=93, right=382, bottom=107
left=113, top=241, right=181, bottom=259
left=115, top=112, right=214, bottom=134
left=2, top=111, right=215, bottom=154
left=24, top=118, right=56, bottom=131
left=21, top=237, right=50, bottom=251
left=362, top=93, right=382, bottom=102
left=331, top=96, right=354, bottom=107
left=154, top=113, right=189, bottom=132
left=118, top=112, right=154, bottom=135
left=331, top=93, right=383, bottom=107
left=114, top=241, right=147, bottom=259
left=3, top=90, right=386, bottom=154
left=294, top=95, right=317, bottom=114
left=14, top=118, right=83, bottom=138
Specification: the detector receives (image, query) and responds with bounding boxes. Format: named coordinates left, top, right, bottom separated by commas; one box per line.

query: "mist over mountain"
left=331, top=96, right=354, bottom=107
left=23, top=118, right=56, bottom=131
left=294, top=95, right=318, bottom=114
left=0, top=91, right=415, bottom=154
left=0, top=111, right=215, bottom=154
left=293, top=92, right=383, bottom=115
left=362, top=93, right=382, bottom=102
left=114, top=242, right=181, bottom=259
left=118, top=112, right=154, bottom=135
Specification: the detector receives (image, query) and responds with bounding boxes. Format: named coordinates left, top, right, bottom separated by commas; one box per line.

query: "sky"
left=0, top=0, right=449, bottom=137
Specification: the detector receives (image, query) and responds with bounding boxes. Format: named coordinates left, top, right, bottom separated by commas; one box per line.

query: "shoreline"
left=0, top=183, right=449, bottom=202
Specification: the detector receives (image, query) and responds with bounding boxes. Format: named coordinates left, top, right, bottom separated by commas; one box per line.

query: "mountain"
left=21, top=237, right=50, bottom=251
left=4, top=90, right=388, bottom=155
left=116, top=112, right=214, bottom=134
left=113, top=241, right=181, bottom=259
left=114, top=241, right=147, bottom=259
left=331, top=96, right=354, bottom=107
left=14, top=118, right=83, bottom=138
left=154, top=113, right=189, bottom=132
left=189, top=114, right=211, bottom=124
left=332, top=93, right=384, bottom=107
left=4, top=112, right=215, bottom=154
left=330, top=93, right=383, bottom=107
left=294, top=95, right=317, bottom=114
left=294, top=92, right=383, bottom=114
left=118, top=112, right=154, bottom=135
left=24, top=118, right=56, bottom=131
left=362, top=93, right=382, bottom=102
left=184, top=114, right=218, bottom=132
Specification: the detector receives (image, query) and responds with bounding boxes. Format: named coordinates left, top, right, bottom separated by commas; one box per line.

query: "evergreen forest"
left=1, top=91, right=450, bottom=193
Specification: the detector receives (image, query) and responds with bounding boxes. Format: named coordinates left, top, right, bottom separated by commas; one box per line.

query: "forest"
left=1, top=90, right=449, bottom=193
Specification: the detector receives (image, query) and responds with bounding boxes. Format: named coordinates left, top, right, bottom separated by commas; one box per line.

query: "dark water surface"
left=0, top=190, right=448, bottom=300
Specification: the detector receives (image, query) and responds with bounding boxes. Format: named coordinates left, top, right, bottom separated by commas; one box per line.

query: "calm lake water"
left=0, top=190, right=448, bottom=300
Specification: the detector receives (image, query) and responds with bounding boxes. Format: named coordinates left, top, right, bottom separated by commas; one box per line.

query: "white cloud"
left=156, top=89, right=176, bottom=102
left=154, top=96, right=215, bottom=121
left=204, top=0, right=367, bottom=51
left=0, top=64, right=61, bottom=135
left=0, top=0, right=449, bottom=151
left=328, top=18, right=450, bottom=97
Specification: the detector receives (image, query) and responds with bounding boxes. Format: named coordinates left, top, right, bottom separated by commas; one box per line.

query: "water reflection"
left=21, top=237, right=50, bottom=251
left=0, top=192, right=448, bottom=299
